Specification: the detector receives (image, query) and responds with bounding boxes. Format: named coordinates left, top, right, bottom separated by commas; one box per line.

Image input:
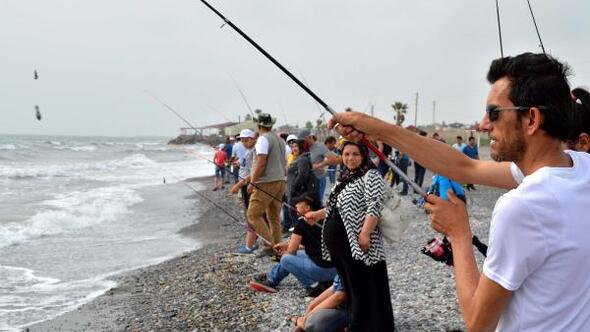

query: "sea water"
left=0, top=135, right=214, bottom=331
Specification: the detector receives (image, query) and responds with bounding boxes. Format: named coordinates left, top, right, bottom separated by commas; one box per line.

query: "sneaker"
left=249, top=274, right=277, bottom=293
left=235, top=245, right=257, bottom=255
left=256, top=248, right=274, bottom=258
left=305, top=280, right=332, bottom=297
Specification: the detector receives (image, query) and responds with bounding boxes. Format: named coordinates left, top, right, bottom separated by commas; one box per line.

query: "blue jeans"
left=317, top=175, right=327, bottom=202
left=214, top=165, right=225, bottom=179
left=327, top=167, right=337, bottom=184
left=267, top=250, right=336, bottom=288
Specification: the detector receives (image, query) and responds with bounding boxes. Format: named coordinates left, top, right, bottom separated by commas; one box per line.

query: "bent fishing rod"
left=199, top=0, right=427, bottom=197
left=167, top=173, right=273, bottom=245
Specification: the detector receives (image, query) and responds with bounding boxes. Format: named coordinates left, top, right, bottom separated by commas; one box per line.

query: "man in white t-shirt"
left=452, top=135, right=467, bottom=152
left=328, top=53, right=590, bottom=331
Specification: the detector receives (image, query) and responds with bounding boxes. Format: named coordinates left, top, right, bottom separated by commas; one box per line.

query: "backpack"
left=291, top=154, right=321, bottom=209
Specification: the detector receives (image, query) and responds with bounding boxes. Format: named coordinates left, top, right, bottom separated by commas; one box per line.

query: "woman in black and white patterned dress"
left=304, top=141, right=394, bottom=331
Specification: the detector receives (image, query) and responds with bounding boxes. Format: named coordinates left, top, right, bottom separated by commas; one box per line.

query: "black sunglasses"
left=485, top=105, right=547, bottom=122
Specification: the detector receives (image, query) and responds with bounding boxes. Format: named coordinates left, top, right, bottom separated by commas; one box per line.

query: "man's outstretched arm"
left=329, top=111, right=517, bottom=189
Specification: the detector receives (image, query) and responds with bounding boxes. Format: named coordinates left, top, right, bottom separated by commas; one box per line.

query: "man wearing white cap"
left=230, top=129, right=259, bottom=254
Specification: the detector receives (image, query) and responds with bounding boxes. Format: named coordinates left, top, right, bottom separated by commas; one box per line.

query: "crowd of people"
left=207, top=52, right=590, bottom=331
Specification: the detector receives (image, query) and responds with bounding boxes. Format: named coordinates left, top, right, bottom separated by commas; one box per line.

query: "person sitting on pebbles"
left=249, top=196, right=336, bottom=297
left=289, top=274, right=349, bottom=332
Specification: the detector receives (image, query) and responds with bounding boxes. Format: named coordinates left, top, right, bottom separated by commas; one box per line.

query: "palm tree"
left=392, top=101, right=408, bottom=126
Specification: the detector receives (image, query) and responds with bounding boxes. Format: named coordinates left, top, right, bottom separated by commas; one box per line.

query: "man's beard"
left=491, top=128, right=527, bottom=162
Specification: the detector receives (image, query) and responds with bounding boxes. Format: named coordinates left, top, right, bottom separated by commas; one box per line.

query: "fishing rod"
left=145, top=90, right=301, bottom=213
left=229, top=74, right=256, bottom=117
left=173, top=145, right=301, bottom=214
left=168, top=173, right=273, bottom=245
left=207, top=104, right=233, bottom=123
left=525, top=0, right=546, bottom=54
left=277, top=102, right=290, bottom=132
left=199, top=0, right=427, bottom=197
left=145, top=90, right=198, bottom=131
left=299, top=71, right=326, bottom=119
left=494, top=0, right=504, bottom=58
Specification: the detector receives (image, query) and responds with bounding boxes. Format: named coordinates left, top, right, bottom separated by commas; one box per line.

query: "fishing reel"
left=421, top=235, right=488, bottom=267
left=421, top=237, right=454, bottom=266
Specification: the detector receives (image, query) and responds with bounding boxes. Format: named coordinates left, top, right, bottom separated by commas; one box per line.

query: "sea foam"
left=0, top=187, right=143, bottom=249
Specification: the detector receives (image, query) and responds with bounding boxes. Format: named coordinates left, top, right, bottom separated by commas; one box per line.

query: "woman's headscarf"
left=326, top=141, right=375, bottom=209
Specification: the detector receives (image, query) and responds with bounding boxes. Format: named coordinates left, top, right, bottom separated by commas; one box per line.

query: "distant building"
left=224, top=120, right=257, bottom=137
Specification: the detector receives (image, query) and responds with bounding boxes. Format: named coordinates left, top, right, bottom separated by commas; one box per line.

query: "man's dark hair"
left=279, top=133, right=288, bottom=141
left=419, top=131, right=427, bottom=137
left=468, top=136, right=476, bottom=141
left=456, top=135, right=463, bottom=140
left=324, top=136, right=337, bottom=145
left=487, top=52, right=573, bottom=140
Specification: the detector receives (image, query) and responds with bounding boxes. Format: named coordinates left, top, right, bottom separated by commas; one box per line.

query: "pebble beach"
left=28, top=156, right=506, bottom=332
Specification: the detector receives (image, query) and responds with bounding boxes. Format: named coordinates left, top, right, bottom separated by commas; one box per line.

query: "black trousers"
left=414, top=163, right=426, bottom=188
left=326, top=241, right=395, bottom=332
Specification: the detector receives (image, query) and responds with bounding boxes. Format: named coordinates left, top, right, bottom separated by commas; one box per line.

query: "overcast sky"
left=1, top=0, right=588, bottom=137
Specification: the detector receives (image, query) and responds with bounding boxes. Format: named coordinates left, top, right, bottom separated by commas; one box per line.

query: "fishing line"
left=175, top=147, right=325, bottom=245
left=199, top=0, right=426, bottom=197
left=174, top=145, right=299, bottom=213
left=167, top=173, right=273, bottom=245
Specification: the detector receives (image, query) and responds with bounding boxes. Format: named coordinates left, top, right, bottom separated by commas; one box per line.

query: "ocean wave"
left=0, top=154, right=157, bottom=180
left=54, top=145, right=97, bottom=152
left=0, top=144, right=17, bottom=150
left=0, top=266, right=116, bottom=331
left=0, top=187, right=143, bottom=249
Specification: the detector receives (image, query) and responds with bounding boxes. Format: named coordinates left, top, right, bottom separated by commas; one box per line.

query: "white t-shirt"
left=255, top=136, right=269, bottom=155
left=231, top=141, right=247, bottom=163
left=452, top=142, right=467, bottom=152
left=483, top=150, right=590, bottom=331
left=285, top=143, right=292, bottom=160
left=509, top=162, right=525, bottom=184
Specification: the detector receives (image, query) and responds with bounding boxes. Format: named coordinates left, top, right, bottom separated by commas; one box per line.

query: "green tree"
left=392, top=101, right=408, bottom=126
left=305, top=121, right=314, bottom=131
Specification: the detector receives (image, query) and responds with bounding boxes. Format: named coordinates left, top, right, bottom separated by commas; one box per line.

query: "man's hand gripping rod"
left=199, top=0, right=427, bottom=197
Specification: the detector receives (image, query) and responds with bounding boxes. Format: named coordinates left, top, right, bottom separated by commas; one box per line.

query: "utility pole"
left=370, top=104, right=374, bottom=118
left=414, top=92, right=419, bottom=128
left=432, top=101, right=436, bottom=128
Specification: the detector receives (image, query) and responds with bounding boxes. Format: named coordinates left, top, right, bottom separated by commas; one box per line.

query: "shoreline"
left=27, top=172, right=506, bottom=331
